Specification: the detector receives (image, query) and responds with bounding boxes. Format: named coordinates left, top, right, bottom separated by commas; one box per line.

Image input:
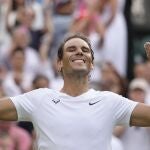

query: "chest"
left=33, top=99, right=114, bottom=139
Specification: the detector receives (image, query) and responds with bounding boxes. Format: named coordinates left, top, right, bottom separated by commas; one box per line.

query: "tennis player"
left=0, top=34, right=150, bottom=150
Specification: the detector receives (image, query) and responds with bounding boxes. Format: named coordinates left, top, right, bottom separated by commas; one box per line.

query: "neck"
left=61, top=74, right=90, bottom=97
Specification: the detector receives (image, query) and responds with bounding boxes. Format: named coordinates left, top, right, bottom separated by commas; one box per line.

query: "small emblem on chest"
left=52, top=99, right=60, bottom=104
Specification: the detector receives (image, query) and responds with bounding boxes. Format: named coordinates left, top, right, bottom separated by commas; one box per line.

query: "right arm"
left=0, top=97, right=18, bottom=121
left=105, top=0, right=117, bottom=28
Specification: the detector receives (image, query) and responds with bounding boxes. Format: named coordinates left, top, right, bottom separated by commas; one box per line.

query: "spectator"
left=0, top=122, right=32, bottom=150
left=115, top=78, right=150, bottom=150
left=100, top=62, right=127, bottom=96
left=50, top=0, right=76, bottom=58
left=9, top=26, right=40, bottom=73
left=89, top=0, right=127, bottom=77
left=32, top=74, right=50, bottom=89
left=3, top=48, right=34, bottom=96
left=133, top=62, right=147, bottom=79
left=0, top=83, right=32, bottom=150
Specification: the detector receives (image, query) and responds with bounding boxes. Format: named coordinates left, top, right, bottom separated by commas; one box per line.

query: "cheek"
left=87, top=56, right=94, bottom=67
left=89, top=54, right=94, bottom=64
left=63, top=58, right=70, bottom=67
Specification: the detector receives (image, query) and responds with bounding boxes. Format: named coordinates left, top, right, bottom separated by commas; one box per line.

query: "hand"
left=144, top=42, right=150, bottom=59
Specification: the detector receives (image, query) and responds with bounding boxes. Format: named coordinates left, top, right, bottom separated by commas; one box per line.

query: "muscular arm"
left=130, top=103, right=150, bottom=126
left=130, top=42, right=150, bottom=126
left=0, top=97, right=18, bottom=121
left=130, top=41, right=150, bottom=126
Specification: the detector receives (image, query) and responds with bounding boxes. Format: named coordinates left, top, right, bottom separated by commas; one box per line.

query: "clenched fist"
left=144, top=42, right=150, bottom=59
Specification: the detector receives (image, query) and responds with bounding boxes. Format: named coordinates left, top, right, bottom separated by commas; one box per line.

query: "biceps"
left=0, top=98, right=18, bottom=121
left=130, top=103, right=150, bottom=127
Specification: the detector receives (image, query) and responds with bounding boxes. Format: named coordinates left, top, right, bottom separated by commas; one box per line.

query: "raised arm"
left=130, top=103, right=150, bottom=126
left=0, top=97, right=17, bottom=121
left=105, top=0, right=117, bottom=28
left=130, top=42, right=150, bottom=126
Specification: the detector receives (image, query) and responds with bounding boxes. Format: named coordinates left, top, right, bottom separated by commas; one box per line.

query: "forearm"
left=105, top=0, right=117, bottom=28
left=0, top=97, right=18, bottom=121
left=130, top=103, right=150, bottom=127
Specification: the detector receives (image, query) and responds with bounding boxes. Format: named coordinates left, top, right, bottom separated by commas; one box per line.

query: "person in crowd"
left=50, top=0, right=76, bottom=58
left=0, top=83, right=32, bottom=150
left=0, top=121, right=32, bottom=150
left=114, top=78, right=150, bottom=150
left=100, top=62, right=127, bottom=96
left=3, top=48, right=34, bottom=96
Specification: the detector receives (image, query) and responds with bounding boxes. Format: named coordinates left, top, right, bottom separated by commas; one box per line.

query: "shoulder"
left=25, top=88, right=54, bottom=97
left=91, top=89, right=120, bottom=99
left=11, top=88, right=55, bottom=102
left=93, top=90, right=129, bottom=105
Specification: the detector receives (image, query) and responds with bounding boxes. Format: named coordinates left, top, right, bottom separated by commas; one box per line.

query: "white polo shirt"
left=10, top=88, right=137, bottom=150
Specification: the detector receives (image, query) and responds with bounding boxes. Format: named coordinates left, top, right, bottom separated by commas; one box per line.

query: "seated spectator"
left=0, top=84, right=32, bottom=150
left=114, top=78, right=150, bottom=150
left=3, top=48, right=34, bottom=96
left=32, top=74, right=50, bottom=89
left=133, top=62, right=147, bottom=79
left=0, top=122, right=32, bottom=150
left=0, top=132, right=14, bottom=150
left=50, top=0, right=75, bottom=58
left=8, top=26, right=40, bottom=73
left=100, top=62, right=127, bottom=96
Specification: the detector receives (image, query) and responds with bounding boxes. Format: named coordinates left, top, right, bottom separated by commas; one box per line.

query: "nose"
left=76, top=48, right=83, bottom=55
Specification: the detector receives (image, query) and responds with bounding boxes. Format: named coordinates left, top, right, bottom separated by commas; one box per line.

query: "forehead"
left=64, top=38, right=90, bottom=49
left=130, top=88, right=145, bottom=93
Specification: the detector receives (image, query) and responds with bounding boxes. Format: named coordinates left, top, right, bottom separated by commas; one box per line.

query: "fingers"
left=144, top=42, right=150, bottom=59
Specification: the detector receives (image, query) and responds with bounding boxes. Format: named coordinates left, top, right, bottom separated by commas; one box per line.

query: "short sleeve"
left=10, top=89, right=46, bottom=121
left=110, top=93, right=138, bottom=126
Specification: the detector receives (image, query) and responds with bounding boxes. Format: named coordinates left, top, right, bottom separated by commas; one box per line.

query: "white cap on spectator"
left=129, top=78, right=149, bottom=92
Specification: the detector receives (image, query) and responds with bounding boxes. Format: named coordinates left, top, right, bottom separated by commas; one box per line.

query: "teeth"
left=73, top=60, right=84, bottom=63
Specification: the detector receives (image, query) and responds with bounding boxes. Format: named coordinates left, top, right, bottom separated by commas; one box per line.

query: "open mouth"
left=71, top=59, right=86, bottom=63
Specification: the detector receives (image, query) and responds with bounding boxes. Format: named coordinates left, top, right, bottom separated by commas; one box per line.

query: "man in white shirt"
left=0, top=34, right=150, bottom=150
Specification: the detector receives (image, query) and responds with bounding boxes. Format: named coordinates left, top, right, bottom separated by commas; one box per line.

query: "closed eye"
left=66, top=46, right=76, bottom=52
left=82, top=47, right=90, bottom=53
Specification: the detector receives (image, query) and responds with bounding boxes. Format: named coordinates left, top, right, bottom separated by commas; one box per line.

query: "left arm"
left=130, top=41, right=150, bottom=126
left=130, top=103, right=150, bottom=126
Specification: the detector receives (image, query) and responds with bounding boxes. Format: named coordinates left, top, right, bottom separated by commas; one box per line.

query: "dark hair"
left=32, top=74, right=49, bottom=85
left=57, top=33, right=94, bottom=62
left=32, top=74, right=49, bottom=89
left=12, top=0, right=25, bottom=11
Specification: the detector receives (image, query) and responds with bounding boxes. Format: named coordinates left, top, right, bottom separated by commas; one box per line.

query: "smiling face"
left=57, top=37, right=94, bottom=77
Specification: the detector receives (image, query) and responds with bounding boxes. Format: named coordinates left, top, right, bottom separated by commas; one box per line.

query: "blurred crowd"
left=0, top=0, right=150, bottom=149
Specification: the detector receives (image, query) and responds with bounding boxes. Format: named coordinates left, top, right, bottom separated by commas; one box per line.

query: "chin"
left=72, top=68, right=90, bottom=75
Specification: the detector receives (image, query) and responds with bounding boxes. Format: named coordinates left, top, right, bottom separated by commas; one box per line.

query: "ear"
left=57, top=59, right=63, bottom=73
